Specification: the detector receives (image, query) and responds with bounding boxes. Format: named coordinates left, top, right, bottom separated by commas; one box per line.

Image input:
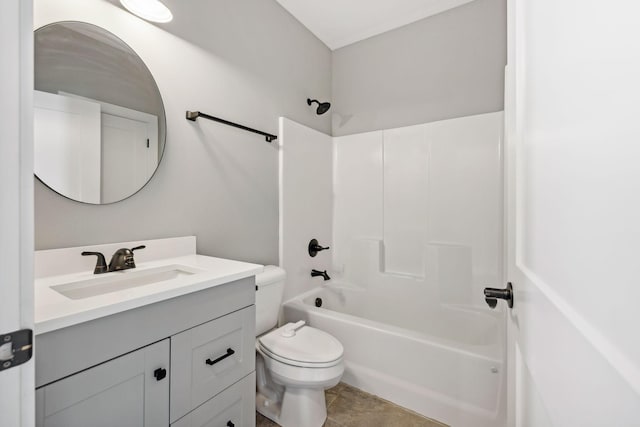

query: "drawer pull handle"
left=205, top=348, right=235, bottom=366
left=227, top=422, right=235, bottom=427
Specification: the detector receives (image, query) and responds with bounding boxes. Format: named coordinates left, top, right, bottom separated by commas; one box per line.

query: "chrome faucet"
left=82, top=245, right=146, bottom=274
left=311, top=269, right=331, bottom=281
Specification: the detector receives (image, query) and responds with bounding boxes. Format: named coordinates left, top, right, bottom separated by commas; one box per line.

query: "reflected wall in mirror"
left=34, top=22, right=166, bottom=204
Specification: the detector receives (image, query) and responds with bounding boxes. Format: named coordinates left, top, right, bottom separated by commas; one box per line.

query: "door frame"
left=0, top=1, right=35, bottom=426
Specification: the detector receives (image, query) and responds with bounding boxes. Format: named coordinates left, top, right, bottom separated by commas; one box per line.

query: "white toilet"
left=255, top=266, right=344, bottom=427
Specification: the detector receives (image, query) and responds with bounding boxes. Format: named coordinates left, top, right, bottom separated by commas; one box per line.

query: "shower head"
left=307, top=98, right=331, bottom=115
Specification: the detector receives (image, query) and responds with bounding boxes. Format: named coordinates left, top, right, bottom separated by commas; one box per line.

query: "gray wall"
left=331, top=0, right=506, bottom=136
left=34, top=0, right=331, bottom=265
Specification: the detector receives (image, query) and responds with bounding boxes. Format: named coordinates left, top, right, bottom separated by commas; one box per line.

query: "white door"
left=101, top=112, right=158, bottom=203
left=0, top=1, right=35, bottom=427
left=505, top=0, right=640, bottom=425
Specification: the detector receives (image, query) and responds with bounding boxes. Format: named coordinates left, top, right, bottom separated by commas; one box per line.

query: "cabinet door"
left=36, top=339, right=169, bottom=427
left=171, top=373, right=256, bottom=427
left=171, top=306, right=255, bottom=423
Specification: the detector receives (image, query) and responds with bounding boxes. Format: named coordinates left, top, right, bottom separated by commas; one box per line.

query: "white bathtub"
left=283, top=284, right=506, bottom=427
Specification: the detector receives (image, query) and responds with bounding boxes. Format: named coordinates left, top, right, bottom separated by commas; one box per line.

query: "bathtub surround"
left=331, top=0, right=506, bottom=136
left=333, top=112, right=504, bottom=307
left=279, top=118, right=333, bottom=302
left=33, top=0, right=331, bottom=265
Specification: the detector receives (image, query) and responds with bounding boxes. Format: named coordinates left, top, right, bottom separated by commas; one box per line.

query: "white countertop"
left=35, top=254, right=263, bottom=335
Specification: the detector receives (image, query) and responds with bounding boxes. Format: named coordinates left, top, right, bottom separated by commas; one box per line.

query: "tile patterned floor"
left=256, top=382, right=448, bottom=427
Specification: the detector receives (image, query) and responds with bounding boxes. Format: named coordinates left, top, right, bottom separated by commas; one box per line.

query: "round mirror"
left=34, top=22, right=166, bottom=204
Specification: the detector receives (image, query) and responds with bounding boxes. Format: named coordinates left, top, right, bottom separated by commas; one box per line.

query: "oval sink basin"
left=51, top=265, right=205, bottom=300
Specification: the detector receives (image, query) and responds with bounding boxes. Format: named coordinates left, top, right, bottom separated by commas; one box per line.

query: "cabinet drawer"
left=170, top=306, right=255, bottom=422
left=171, top=372, right=255, bottom=427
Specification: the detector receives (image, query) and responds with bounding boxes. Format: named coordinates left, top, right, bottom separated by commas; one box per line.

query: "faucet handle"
left=82, top=251, right=108, bottom=274
left=109, top=245, right=145, bottom=271
left=308, top=239, right=330, bottom=257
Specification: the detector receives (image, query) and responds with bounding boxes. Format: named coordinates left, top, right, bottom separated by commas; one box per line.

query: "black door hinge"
left=0, top=329, right=33, bottom=372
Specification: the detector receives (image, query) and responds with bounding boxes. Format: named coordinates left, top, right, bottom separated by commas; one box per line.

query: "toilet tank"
left=255, top=265, right=286, bottom=336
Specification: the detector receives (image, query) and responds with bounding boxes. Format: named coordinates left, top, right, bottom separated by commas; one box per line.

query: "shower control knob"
left=484, top=282, right=514, bottom=309
left=308, top=239, right=330, bottom=257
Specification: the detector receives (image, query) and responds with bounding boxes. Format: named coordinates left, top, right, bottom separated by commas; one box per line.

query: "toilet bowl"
left=255, top=267, right=344, bottom=427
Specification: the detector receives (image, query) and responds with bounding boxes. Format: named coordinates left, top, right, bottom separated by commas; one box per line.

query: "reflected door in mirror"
left=101, top=112, right=158, bottom=203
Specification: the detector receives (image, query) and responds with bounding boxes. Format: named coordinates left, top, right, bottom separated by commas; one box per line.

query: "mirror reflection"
left=34, top=22, right=166, bottom=204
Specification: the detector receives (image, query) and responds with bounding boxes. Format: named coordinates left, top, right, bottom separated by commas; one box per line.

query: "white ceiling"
left=275, top=0, right=476, bottom=50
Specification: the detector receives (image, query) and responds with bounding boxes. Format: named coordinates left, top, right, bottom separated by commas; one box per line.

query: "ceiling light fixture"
left=120, top=0, right=173, bottom=23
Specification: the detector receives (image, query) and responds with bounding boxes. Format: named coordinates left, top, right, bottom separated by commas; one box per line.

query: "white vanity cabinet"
left=35, top=275, right=257, bottom=427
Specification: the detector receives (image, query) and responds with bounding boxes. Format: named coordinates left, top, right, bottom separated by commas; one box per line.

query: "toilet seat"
left=256, top=344, right=344, bottom=389
left=257, top=324, right=344, bottom=368
left=257, top=343, right=343, bottom=368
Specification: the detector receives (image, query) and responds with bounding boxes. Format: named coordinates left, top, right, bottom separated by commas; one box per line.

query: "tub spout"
left=311, top=269, right=331, bottom=281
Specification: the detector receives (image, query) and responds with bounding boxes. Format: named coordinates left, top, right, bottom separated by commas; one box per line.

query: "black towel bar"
left=186, top=110, right=277, bottom=142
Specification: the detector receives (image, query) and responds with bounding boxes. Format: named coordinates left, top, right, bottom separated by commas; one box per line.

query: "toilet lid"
left=258, top=324, right=343, bottom=365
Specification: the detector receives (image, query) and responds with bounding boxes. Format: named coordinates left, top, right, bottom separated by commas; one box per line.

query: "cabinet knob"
left=227, top=422, right=235, bottom=427
left=153, top=367, right=167, bottom=381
